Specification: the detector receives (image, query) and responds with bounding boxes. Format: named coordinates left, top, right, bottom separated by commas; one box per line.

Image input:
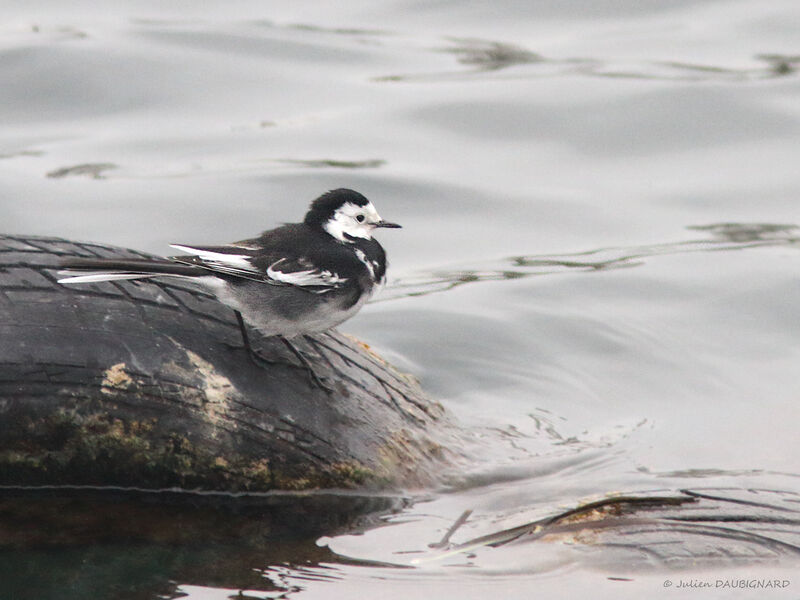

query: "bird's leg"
left=280, top=336, right=334, bottom=394
left=225, top=311, right=333, bottom=392
left=224, top=310, right=278, bottom=366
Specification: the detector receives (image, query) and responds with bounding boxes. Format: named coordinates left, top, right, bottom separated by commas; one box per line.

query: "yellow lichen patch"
left=570, top=529, right=601, bottom=545
left=377, top=431, right=412, bottom=474
left=539, top=501, right=628, bottom=545
left=242, top=458, right=271, bottom=485
left=179, top=350, right=239, bottom=430
left=340, top=333, right=384, bottom=364
left=339, top=333, right=422, bottom=386
left=375, top=430, right=447, bottom=487
left=557, top=505, right=623, bottom=526
left=101, top=363, right=133, bottom=394
left=185, top=350, right=235, bottom=405
left=328, top=461, right=375, bottom=486
left=541, top=527, right=601, bottom=546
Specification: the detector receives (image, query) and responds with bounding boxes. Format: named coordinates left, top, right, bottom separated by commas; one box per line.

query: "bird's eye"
left=356, top=214, right=365, bottom=223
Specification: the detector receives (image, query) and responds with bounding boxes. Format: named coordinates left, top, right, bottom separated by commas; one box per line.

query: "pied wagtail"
left=58, top=188, right=401, bottom=391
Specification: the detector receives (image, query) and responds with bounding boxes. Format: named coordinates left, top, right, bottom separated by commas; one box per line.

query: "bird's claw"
left=222, top=342, right=276, bottom=365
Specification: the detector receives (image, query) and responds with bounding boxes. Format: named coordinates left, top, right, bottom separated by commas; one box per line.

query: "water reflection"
left=2, top=1, right=799, bottom=596
left=46, top=162, right=118, bottom=179
left=640, top=466, right=800, bottom=479
left=444, top=39, right=542, bottom=71
left=0, top=488, right=406, bottom=600
left=380, top=222, right=799, bottom=302
left=285, top=22, right=389, bottom=37
left=758, top=53, right=800, bottom=76
left=275, top=158, right=386, bottom=169
left=0, top=149, right=43, bottom=159
left=687, top=222, right=799, bottom=242
left=377, top=37, right=800, bottom=83
left=408, top=489, right=800, bottom=569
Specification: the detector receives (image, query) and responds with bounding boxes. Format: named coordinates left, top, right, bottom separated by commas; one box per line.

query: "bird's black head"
left=304, top=189, right=401, bottom=242
left=304, top=189, right=370, bottom=228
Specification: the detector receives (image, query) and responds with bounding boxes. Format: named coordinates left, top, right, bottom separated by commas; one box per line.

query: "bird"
left=58, top=188, right=401, bottom=391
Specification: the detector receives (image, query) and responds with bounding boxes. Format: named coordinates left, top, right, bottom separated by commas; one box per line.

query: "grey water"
left=1, top=0, right=800, bottom=598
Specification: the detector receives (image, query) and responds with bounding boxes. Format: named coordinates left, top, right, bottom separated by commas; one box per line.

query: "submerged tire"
left=0, top=234, right=454, bottom=492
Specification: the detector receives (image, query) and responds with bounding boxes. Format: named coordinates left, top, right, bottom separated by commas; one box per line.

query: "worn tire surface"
left=0, top=234, right=455, bottom=492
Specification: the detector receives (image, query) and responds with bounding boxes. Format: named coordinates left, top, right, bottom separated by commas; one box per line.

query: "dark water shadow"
left=379, top=222, right=799, bottom=302
left=0, top=486, right=408, bottom=599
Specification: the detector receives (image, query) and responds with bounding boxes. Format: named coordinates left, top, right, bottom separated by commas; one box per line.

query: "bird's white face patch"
left=323, top=201, right=383, bottom=242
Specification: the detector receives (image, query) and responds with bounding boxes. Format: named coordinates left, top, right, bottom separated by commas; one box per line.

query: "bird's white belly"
left=198, top=276, right=371, bottom=339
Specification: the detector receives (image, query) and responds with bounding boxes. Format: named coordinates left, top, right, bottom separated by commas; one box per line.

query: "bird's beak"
left=375, top=220, right=402, bottom=229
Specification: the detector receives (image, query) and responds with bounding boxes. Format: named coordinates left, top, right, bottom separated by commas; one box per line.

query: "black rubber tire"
left=0, top=234, right=453, bottom=492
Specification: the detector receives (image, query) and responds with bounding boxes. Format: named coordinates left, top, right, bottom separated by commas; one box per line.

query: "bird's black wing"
left=169, top=240, right=351, bottom=294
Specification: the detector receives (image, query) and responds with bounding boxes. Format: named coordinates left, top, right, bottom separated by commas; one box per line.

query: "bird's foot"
left=222, top=341, right=281, bottom=366
left=281, top=337, right=335, bottom=394
left=302, top=365, right=335, bottom=394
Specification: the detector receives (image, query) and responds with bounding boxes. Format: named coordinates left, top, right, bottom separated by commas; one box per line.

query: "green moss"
left=0, top=410, right=382, bottom=491
left=328, top=462, right=375, bottom=486
left=270, top=461, right=383, bottom=491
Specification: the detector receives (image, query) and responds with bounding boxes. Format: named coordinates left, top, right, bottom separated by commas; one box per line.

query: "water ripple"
left=380, top=222, right=799, bottom=302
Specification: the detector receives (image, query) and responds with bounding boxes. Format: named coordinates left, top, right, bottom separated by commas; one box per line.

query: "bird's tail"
left=58, top=258, right=207, bottom=284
